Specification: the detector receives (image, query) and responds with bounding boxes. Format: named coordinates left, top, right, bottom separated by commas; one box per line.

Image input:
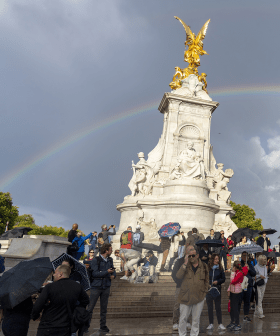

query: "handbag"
left=208, top=268, right=221, bottom=299
left=256, top=278, right=265, bottom=286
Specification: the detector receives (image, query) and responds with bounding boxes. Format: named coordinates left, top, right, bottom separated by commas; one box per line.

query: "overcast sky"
left=1, top=0, right=280, bottom=245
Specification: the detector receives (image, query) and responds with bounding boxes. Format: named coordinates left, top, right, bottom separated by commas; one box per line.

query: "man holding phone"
left=86, top=243, right=116, bottom=334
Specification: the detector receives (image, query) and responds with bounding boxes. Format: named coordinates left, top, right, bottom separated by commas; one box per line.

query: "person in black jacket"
left=199, top=244, right=211, bottom=264
left=171, top=245, right=195, bottom=331
left=2, top=297, right=33, bottom=336
left=215, top=231, right=229, bottom=271
left=206, top=253, right=226, bottom=331
left=67, top=223, right=78, bottom=256
left=257, top=232, right=271, bottom=252
left=31, top=264, right=89, bottom=336
left=238, top=251, right=256, bottom=322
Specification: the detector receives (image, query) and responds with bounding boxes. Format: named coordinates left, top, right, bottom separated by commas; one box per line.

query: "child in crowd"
left=227, top=261, right=248, bottom=331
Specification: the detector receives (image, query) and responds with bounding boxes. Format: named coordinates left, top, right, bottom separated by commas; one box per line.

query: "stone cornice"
left=158, top=92, right=219, bottom=114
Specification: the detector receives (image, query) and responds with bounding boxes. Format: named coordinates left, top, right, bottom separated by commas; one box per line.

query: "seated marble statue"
left=178, top=141, right=204, bottom=179
left=172, top=74, right=212, bottom=101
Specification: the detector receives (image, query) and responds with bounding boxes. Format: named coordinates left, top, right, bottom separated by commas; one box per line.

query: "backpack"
left=121, top=231, right=133, bottom=246
left=241, top=275, right=249, bottom=290
left=133, top=232, right=141, bottom=245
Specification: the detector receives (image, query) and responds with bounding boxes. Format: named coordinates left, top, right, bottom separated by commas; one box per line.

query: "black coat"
left=208, top=267, right=225, bottom=292
left=257, top=236, right=271, bottom=251
left=241, top=260, right=256, bottom=287
left=199, top=249, right=211, bottom=264
left=68, top=229, right=77, bottom=243
left=31, top=278, right=89, bottom=330
left=215, top=237, right=228, bottom=254
left=171, top=257, right=184, bottom=288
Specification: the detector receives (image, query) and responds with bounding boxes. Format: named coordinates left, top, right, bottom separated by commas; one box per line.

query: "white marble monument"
left=112, top=19, right=237, bottom=254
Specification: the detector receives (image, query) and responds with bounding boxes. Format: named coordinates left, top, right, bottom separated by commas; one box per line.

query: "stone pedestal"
left=0, top=235, right=71, bottom=271
left=113, top=75, right=236, bottom=255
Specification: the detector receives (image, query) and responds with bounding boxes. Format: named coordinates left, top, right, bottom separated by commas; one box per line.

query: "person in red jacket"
left=226, top=261, right=248, bottom=331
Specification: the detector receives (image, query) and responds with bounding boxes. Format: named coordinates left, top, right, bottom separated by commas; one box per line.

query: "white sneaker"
left=186, top=323, right=191, bottom=330
left=172, top=324, right=179, bottom=331
left=120, top=275, right=128, bottom=280
left=259, top=315, right=265, bottom=318
left=206, top=324, right=214, bottom=330
left=218, top=324, right=226, bottom=330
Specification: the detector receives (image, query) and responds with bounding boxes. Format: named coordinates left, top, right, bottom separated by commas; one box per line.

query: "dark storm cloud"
left=1, top=0, right=280, bottom=245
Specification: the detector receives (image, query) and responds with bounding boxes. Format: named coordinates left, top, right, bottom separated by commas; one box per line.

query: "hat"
left=136, top=225, right=141, bottom=230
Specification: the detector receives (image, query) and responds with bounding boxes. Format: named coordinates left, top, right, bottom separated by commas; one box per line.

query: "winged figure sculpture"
left=169, top=18, right=210, bottom=91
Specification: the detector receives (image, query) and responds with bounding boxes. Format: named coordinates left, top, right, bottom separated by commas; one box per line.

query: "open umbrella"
left=259, top=228, right=277, bottom=235
left=231, top=228, right=260, bottom=242
left=195, top=239, right=224, bottom=248
left=158, top=222, right=181, bottom=238
left=0, top=257, right=53, bottom=309
left=52, top=253, right=90, bottom=291
left=230, top=243, right=263, bottom=256
left=264, top=251, right=280, bottom=258
left=0, top=227, right=33, bottom=240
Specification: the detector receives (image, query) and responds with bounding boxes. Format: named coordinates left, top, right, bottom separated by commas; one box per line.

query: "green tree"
left=15, top=219, right=69, bottom=237
left=0, top=192, right=19, bottom=234
left=230, top=201, right=263, bottom=231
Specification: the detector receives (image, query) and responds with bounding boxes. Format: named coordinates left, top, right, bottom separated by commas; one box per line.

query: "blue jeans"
left=87, top=287, right=110, bottom=329
left=238, top=286, right=253, bottom=316
left=73, top=252, right=84, bottom=260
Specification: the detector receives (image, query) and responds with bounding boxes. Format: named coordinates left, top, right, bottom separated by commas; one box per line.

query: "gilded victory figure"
left=170, top=17, right=210, bottom=92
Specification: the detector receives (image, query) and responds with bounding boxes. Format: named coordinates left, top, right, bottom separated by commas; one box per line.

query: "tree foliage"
left=15, top=216, right=69, bottom=237
left=230, top=201, right=263, bottom=231
left=0, top=192, right=19, bottom=234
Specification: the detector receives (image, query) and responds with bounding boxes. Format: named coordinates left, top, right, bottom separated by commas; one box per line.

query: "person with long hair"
left=227, top=260, right=248, bottom=331
left=254, top=255, right=268, bottom=319
left=206, top=254, right=226, bottom=331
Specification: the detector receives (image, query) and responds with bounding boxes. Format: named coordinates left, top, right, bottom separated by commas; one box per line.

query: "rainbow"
left=1, top=84, right=280, bottom=190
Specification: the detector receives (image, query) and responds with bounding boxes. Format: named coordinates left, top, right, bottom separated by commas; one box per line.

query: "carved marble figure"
left=177, top=141, right=204, bottom=179
left=213, top=163, right=234, bottom=203
left=128, top=152, right=155, bottom=196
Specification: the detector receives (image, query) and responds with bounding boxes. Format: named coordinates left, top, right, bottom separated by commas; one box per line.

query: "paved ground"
left=1, top=314, right=279, bottom=336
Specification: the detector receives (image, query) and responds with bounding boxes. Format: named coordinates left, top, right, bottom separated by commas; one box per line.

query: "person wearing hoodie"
left=254, top=254, right=268, bottom=319
left=227, top=261, right=248, bottom=331
left=238, top=251, right=256, bottom=322
left=132, top=225, right=145, bottom=252
left=185, top=228, right=200, bottom=248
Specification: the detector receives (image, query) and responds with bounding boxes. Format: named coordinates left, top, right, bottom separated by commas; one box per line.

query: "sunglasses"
left=89, top=252, right=94, bottom=254
left=188, top=254, right=196, bottom=258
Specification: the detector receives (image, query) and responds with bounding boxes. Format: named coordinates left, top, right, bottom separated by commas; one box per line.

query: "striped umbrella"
left=52, top=253, right=90, bottom=291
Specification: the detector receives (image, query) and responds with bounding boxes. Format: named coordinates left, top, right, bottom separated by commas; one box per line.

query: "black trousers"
left=87, top=287, right=110, bottom=328
left=206, top=293, right=222, bottom=324
left=230, top=292, right=241, bottom=325
left=220, top=251, right=227, bottom=270
left=238, top=287, right=252, bottom=316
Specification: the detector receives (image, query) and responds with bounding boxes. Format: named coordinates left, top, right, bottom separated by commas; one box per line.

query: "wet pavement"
left=1, top=314, right=279, bottom=336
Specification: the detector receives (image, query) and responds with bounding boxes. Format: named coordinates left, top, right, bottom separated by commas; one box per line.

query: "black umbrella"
left=195, top=239, right=224, bottom=248
left=0, top=257, right=52, bottom=309
left=264, top=251, right=280, bottom=258
left=259, top=228, right=277, bottom=235
left=0, top=227, right=33, bottom=240
left=136, top=242, right=163, bottom=253
left=52, top=253, right=90, bottom=291
left=231, top=228, right=260, bottom=242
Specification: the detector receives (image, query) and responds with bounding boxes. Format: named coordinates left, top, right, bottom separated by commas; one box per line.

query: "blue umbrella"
left=158, top=222, right=181, bottom=238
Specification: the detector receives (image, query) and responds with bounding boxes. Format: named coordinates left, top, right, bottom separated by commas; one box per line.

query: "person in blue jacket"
left=72, top=231, right=93, bottom=260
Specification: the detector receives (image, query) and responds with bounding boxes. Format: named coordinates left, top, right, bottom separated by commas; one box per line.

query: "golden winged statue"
left=169, top=17, right=210, bottom=92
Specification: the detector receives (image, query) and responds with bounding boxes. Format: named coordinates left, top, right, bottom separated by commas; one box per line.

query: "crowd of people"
left=0, top=222, right=277, bottom=336
left=169, top=227, right=273, bottom=336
